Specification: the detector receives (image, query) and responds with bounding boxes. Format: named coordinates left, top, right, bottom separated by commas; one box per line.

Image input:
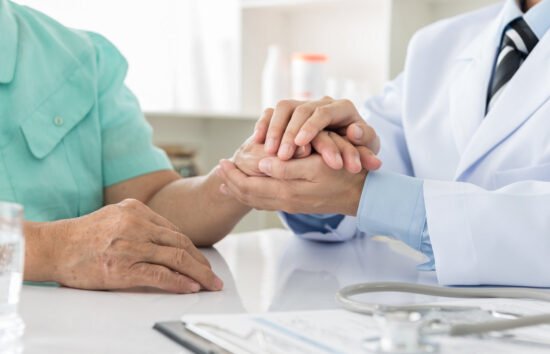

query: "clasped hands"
left=217, top=97, right=382, bottom=216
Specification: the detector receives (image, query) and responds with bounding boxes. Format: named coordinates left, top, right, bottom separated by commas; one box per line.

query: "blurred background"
left=17, top=0, right=499, bottom=232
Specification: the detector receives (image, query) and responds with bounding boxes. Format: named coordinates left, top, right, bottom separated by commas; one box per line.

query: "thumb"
left=346, top=122, right=380, bottom=154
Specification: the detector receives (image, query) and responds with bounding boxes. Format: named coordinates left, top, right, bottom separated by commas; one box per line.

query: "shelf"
left=145, top=111, right=259, bottom=121
left=240, top=0, right=362, bottom=9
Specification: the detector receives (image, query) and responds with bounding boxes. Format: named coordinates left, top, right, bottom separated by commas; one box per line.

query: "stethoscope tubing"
left=336, top=282, right=550, bottom=336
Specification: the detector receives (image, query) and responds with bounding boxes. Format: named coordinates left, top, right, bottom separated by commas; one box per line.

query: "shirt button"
left=53, top=116, right=64, bottom=126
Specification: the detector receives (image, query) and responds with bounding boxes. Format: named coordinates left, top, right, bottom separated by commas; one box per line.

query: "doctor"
left=218, top=0, right=550, bottom=286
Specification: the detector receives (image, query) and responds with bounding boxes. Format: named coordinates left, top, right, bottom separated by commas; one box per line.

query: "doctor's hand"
left=45, top=199, right=223, bottom=293
left=253, top=98, right=382, bottom=172
left=217, top=153, right=367, bottom=216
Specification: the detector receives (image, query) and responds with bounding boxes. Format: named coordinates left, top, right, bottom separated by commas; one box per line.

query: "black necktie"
left=487, top=17, right=538, bottom=112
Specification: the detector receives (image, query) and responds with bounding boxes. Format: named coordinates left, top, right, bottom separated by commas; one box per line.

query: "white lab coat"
left=314, top=3, right=550, bottom=286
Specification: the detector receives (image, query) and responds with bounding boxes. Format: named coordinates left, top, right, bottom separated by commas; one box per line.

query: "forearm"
left=23, top=221, right=62, bottom=282
left=147, top=168, right=251, bottom=246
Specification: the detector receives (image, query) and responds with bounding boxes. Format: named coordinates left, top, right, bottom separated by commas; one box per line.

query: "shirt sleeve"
left=357, top=170, right=435, bottom=268
left=279, top=212, right=361, bottom=242
left=282, top=213, right=345, bottom=233
left=88, top=32, right=172, bottom=187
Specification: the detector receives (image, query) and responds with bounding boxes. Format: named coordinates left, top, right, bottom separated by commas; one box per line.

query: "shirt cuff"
left=281, top=213, right=345, bottom=234
left=357, top=170, right=426, bottom=251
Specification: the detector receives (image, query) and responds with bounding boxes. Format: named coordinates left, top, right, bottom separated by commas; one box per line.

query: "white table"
left=19, top=229, right=437, bottom=353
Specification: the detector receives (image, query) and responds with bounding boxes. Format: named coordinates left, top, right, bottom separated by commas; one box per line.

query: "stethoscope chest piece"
left=362, top=310, right=438, bottom=354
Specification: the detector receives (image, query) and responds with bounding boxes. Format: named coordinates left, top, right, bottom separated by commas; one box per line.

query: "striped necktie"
left=486, top=17, right=539, bottom=112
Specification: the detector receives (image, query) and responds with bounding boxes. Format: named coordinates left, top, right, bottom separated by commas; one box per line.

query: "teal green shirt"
left=0, top=0, right=172, bottom=221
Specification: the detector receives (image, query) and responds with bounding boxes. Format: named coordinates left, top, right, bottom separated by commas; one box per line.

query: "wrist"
left=23, top=220, right=67, bottom=282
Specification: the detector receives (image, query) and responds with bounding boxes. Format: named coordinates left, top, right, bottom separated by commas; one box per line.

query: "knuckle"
left=174, top=251, right=190, bottom=268
left=347, top=145, right=359, bottom=157
left=100, top=253, right=119, bottom=273
left=340, top=98, right=354, bottom=108
left=254, top=120, right=265, bottom=131
left=279, top=164, right=289, bottom=179
left=178, top=235, right=193, bottom=250
left=314, top=106, right=329, bottom=117
left=294, top=105, right=310, bottom=117
left=275, top=100, right=291, bottom=111
left=108, top=237, right=127, bottom=250
left=118, top=213, right=137, bottom=231
left=327, top=131, right=339, bottom=139
left=149, top=268, right=166, bottom=283
left=102, top=204, right=119, bottom=216
left=119, top=198, right=142, bottom=210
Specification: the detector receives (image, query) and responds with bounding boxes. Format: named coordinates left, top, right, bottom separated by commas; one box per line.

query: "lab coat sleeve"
left=425, top=180, right=550, bottom=287
left=362, top=74, right=415, bottom=177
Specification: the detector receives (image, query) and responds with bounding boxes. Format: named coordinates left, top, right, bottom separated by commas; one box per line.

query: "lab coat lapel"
left=455, top=31, right=550, bottom=179
left=448, top=14, right=502, bottom=159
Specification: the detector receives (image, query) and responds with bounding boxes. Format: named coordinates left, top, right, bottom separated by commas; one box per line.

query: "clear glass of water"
left=0, top=202, right=24, bottom=352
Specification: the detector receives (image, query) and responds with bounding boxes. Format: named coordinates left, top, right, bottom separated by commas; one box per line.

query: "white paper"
left=181, top=301, right=550, bottom=354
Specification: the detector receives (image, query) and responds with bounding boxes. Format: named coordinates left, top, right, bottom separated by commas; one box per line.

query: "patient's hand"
left=232, top=136, right=311, bottom=177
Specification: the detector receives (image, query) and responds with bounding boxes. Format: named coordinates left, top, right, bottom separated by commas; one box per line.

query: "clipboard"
left=153, top=321, right=232, bottom=354
left=153, top=310, right=370, bottom=354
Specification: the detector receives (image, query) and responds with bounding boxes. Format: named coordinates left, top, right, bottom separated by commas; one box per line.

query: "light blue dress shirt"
left=282, top=0, right=550, bottom=270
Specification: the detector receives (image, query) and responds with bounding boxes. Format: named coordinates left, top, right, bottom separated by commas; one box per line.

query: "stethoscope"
left=337, top=282, right=550, bottom=353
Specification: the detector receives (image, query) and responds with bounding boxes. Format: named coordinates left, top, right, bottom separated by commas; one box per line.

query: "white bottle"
left=291, top=53, right=327, bottom=101
left=261, top=45, right=289, bottom=109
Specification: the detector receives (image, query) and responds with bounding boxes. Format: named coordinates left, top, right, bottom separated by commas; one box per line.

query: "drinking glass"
left=0, top=202, right=24, bottom=353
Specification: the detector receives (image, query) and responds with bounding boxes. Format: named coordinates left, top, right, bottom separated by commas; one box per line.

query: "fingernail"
left=352, top=124, right=363, bottom=140
left=191, top=282, right=201, bottom=293
left=278, top=144, right=293, bottom=159
left=295, top=130, right=313, bottom=145
left=334, top=153, right=343, bottom=168
left=265, top=138, right=277, bottom=153
left=214, top=277, right=224, bottom=290
left=259, top=159, right=272, bottom=175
